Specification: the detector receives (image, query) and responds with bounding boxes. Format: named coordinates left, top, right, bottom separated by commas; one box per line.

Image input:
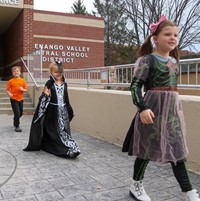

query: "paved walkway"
left=0, top=114, right=199, bottom=201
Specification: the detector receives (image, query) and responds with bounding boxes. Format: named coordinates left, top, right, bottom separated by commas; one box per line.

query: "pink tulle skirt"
left=133, top=90, right=189, bottom=163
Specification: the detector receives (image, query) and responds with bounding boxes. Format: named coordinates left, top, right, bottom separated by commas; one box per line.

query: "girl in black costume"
left=24, top=61, right=80, bottom=158
left=122, top=16, right=200, bottom=201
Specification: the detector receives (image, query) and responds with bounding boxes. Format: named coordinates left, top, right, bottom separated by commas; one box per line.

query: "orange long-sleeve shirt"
left=6, top=78, right=27, bottom=101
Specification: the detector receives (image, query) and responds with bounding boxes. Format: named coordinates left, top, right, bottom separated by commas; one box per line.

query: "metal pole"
left=40, top=47, right=43, bottom=82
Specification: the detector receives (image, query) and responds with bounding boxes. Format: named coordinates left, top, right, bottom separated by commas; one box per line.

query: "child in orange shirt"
left=6, top=66, right=27, bottom=132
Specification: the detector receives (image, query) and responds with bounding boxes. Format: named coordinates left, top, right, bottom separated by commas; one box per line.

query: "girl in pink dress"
left=122, top=15, right=200, bottom=201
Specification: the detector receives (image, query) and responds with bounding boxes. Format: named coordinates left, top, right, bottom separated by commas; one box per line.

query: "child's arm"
left=19, top=79, right=27, bottom=92
left=42, top=79, right=54, bottom=97
left=43, top=86, right=51, bottom=97
left=6, top=81, right=13, bottom=98
left=6, top=90, right=13, bottom=98
left=19, top=86, right=27, bottom=92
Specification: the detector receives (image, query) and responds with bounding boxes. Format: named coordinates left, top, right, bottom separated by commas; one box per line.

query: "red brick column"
left=23, top=0, right=34, bottom=56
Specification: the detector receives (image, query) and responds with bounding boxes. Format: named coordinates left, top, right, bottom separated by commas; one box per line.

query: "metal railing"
left=24, top=56, right=200, bottom=89
left=22, top=48, right=43, bottom=88
left=21, top=58, right=39, bottom=88
left=178, top=58, right=200, bottom=88
left=63, top=58, right=200, bottom=89
left=64, top=64, right=135, bottom=89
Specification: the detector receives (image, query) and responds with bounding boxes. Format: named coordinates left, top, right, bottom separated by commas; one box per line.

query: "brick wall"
left=2, top=0, right=34, bottom=76
left=23, top=8, right=34, bottom=56
left=24, top=0, right=33, bottom=5
left=1, top=3, right=104, bottom=77
left=33, top=10, right=105, bottom=69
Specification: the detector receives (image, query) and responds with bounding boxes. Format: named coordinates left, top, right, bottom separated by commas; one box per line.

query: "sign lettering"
left=34, top=43, right=90, bottom=63
left=0, top=0, right=19, bottom=5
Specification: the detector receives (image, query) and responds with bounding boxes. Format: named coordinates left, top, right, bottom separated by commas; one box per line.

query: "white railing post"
left=87, top=70, right=91, bottom=89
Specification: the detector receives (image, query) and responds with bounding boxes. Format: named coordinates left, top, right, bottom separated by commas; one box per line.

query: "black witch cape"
left=122, top=116, right=135, bottom=155
left=23, top=78, right=74, bottom=152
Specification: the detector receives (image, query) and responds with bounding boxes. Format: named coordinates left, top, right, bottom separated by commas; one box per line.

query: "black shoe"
left=68, top=152, right=80, bottom=159
left=15, top=127, right=22, bottom=132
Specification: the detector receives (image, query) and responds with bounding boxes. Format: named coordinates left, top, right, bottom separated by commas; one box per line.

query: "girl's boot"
left=129, top=180, right=151, bottom=201
left=185, top=189, right=200, bottom=201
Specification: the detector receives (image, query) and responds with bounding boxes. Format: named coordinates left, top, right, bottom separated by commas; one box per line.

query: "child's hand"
left=9, top=93, right=13, bottom=98
left=140, top=109, right=155, bottom=124
left=6, top=90, right=13, bottom=98
left=43, top=86, right=51, bottom=96
left=19, top=86, right=24, bottom=91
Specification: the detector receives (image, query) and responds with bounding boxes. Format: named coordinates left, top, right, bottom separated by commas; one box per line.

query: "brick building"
left=0, top=0, right=105, bottom=78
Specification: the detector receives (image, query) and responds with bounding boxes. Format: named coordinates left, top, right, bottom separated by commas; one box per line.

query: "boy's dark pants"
left=10, top=99, right=23, bottom=127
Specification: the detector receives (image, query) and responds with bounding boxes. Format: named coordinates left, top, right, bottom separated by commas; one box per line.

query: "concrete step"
left=0, top=107, right=35, bottom=115
left=0, top=81, right=7, bottom=86
left=0, top=97, right=32, bottom=103
left=0, top=102, right=34, bottom=108
left=0, top=81, right=35, bottom=114
left=0, top=89, right=6, bottom=93
left=0, top=92, right=31, bottom=98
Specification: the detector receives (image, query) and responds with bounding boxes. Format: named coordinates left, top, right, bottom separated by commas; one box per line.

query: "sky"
left=34, top=0, right=96, bottom=13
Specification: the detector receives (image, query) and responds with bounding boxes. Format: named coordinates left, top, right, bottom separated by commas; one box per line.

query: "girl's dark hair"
left=137, top=20, right=180, bottom=61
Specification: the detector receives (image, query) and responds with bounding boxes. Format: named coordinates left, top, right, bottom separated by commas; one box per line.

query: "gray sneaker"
left=15, top=127, right=22, bottom=132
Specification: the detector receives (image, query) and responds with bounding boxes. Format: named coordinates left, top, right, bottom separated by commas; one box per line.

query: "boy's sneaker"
left=185, top=189, right=200, bottom=201
left=130, top=180, right=151, bottom=201
left=15, top=127, right=22, bottom=132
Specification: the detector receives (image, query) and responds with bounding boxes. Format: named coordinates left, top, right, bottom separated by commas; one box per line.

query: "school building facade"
left=0, top=0, right=105, bottom=78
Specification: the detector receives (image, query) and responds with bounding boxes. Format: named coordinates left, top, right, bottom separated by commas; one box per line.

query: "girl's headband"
left=56, top=61, right=63, bottom=74
left=150, top=15, right=168, bottom=35
left=56, top=61, right=62, bottom=68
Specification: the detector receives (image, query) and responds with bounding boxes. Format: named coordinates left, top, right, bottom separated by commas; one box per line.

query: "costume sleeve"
left=33, top=81, right=51, bottom=123
left=33, top=94, right=51, bottom=123
left=130, top=56, right=150, bottom=112
left=45, top=79, right=54, bottom=89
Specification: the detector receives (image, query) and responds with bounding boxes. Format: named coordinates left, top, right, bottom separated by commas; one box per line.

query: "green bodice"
left=145, top=54, right=178, bottom=90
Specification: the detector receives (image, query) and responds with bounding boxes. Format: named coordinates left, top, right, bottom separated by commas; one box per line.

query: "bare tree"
left=93, top=0, right=136, bottom=65
left=92, top=0, right=200, bottom=65
left=124, top=0, right=200, bottom=51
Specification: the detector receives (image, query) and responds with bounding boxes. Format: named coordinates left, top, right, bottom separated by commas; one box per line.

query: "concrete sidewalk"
left=0, top=114, right=199, bottom=201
